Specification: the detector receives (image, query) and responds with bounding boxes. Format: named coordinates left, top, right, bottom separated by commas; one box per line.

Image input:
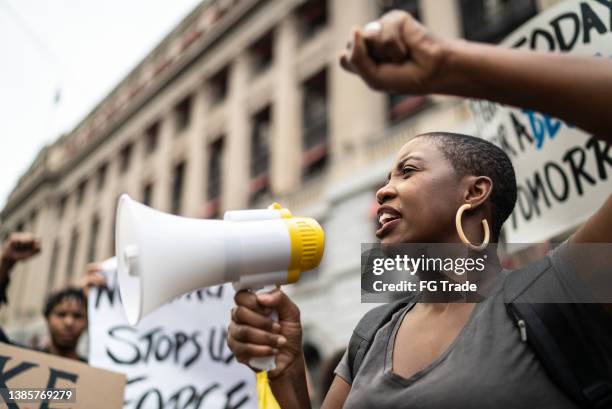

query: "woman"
left=227, top=10, right=612, bottom=409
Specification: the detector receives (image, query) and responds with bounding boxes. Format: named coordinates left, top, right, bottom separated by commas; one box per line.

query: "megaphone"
left=115, top=194, right=324, bottom=370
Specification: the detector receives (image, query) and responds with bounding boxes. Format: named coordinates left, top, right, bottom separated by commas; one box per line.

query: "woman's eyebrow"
left=397, top=155, right=424, bottom=170
left=386, top=155, right=424, bottom=182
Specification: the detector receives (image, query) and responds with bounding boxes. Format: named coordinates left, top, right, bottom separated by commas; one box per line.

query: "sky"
left=0, top=0, right=203, bottom=209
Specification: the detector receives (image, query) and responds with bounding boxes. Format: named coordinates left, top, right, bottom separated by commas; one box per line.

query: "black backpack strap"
left=347, top=298, right=413, bottom=380
left=504, top=258, right=612, bottom=409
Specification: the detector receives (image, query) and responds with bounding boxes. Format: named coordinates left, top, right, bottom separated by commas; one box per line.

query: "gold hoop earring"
left=455, top=203, right=490, bottom=251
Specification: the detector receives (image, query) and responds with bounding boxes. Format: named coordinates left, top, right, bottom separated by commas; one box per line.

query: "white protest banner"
left=88, top=258, right=257, bottom=409
left=468, top=0, right=612, bottom=243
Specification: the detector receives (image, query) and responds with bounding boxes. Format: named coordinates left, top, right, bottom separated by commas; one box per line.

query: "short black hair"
left=416, top=132, right=517, bottom=239
left=43, top=287, right=86, bottom=318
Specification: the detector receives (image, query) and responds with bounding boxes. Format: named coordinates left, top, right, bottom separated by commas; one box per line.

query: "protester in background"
left=0, top=232, right=41, bottom=343
left=227, top=10, right=612, bottom=409
left=41, top=287, right=88, bottom=362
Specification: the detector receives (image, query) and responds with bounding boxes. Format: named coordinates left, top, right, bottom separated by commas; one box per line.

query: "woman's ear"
left=463, top=176, right=493, bottom=209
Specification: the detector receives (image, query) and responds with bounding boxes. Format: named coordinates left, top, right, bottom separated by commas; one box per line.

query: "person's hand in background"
left=0, top=232, right=42, bottom=305
left=1, top=232, right=41, bottom=265
left=79, top=262, right=107, bottom=298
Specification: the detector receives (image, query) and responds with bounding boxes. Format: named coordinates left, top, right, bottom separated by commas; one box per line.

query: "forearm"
left=0, top=257, right=15, bottom=305
left=269, top=355, right=312, bottom=409
left=439, top=39, right=612, bottom=141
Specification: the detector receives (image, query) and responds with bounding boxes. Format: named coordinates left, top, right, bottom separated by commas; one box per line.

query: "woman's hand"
left=227, top=288, right=303, bottom=380
left=340, top=10, right=451, bottom=95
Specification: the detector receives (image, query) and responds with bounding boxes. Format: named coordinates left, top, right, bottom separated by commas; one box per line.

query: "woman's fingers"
left=234, top=290, right=273, bottom=316
left=232, top=306, right=280, bottom=333
left=362, top=15, right=407, bottom=64
left=340, top=10, right=446, bottom=94
left=227, top=336, right=279, bottom=363
left=228, top=321, right=286, bottom=347
left=255, top=289, right=300, bottom=322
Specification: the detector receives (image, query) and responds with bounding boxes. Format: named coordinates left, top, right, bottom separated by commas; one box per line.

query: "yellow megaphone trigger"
left=267, top=202, right=292, bottom=219
left=286, top=217, right=325, bottom=283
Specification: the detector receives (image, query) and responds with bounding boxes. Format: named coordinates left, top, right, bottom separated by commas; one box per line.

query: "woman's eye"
left=401, top=167, right=415, bottom=176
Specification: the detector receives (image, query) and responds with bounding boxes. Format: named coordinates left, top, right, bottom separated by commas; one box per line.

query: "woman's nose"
left=376, top=182, right=397, bottom=205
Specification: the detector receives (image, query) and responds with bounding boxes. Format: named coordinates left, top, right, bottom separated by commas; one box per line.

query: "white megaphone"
left=115, top=194, right=324, bottom=371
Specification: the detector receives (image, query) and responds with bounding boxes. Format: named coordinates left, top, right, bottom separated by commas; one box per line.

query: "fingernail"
left=272, top=348, right=279, bottom=354
left=277, top=336, right=287, bottom=346
left=272, top=323, right=281, bottom=332
left=364, top=21, right=382, bottom=34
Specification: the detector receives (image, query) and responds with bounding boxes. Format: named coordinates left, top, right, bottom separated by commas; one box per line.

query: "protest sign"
left=0, top=342, right=125, bottom=408
left=88, top=259, right=257, bottom=409
left=468, top=0, right=612, bottom=243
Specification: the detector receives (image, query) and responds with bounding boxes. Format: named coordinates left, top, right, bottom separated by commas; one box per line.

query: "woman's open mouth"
left=376, top=206, right=402, bottom=239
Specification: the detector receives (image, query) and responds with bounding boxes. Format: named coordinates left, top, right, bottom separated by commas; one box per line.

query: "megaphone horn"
left=115, top=194, right=325, bottom=370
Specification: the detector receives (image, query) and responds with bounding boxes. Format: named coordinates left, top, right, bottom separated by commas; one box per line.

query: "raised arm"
left=340, top=11, right=612, bottom=243
left=0, top=232, right=41, bottom=305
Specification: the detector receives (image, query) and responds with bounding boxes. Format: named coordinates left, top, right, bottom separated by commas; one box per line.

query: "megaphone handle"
left=248, top=285, right=279, bottom=372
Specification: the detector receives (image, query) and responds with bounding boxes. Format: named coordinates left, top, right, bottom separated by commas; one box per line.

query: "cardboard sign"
left=0, top=342, right=126, bottom=408
left=468, top=0, right=612, bottom=243
left=87, top=259, right=257, bottom=409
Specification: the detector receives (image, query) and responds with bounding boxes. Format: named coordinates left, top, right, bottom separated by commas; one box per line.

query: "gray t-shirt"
left=335, top=243, right=612, bottom=409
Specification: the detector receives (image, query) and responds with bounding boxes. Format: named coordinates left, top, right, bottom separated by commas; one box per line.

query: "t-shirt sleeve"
left=334, top=349, right=353, bottom=384
left=546, top=240, right=610, bottom=304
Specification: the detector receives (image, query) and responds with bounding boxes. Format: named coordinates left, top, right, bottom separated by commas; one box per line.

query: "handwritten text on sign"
left=468, top=0, right=612, bottom=242
left=87, top=259, right=257, bottom=409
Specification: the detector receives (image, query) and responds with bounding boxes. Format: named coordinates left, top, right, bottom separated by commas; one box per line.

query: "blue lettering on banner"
left=521, top=110, right=573, bottom=149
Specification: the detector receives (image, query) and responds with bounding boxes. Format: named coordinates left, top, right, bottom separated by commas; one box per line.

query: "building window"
left=174, top=96, right=192, bottom=133
left=302, top=70, right=328, bottom=179
left=250, top=107, right=271, bottom=205
left=296, top=0, right=328, bottom=39
left=209, top=67, right=229, bottom=106
left=47, top=240, right=60, bottom=293
left=171, top=161, right=186, bottom=215
left=206, top=138, right=224, bottom=218
left=143, top=182, right=154, bottom=207
left=249, top=30, right=274, bottom=74
left=58, top=195, right=68, bottom=218
left=460, top=0, right=537, bottom=43
left=96, top=163, right=108, bottom=191
left=145, top=122, right=160, bottom=154
left=66, top=228, right=79, bottom=283
left=120, top=143, right=133, bottom=174
left=87, top=215, right=100, bottom=262
left=76, top=179, right=87, bottom=206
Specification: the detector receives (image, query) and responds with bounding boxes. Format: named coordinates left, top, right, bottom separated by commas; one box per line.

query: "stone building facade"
left=0, top=0, right=557, bottom=365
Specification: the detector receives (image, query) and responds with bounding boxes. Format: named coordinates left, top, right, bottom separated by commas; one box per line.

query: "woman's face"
left=376, top=137, right=464, bottom=245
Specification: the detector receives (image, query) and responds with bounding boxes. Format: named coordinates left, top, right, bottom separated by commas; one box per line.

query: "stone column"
left=184, top=86, right=210, bottom=217
left=421, top=0, right=462, bottom=39
left=271, top=15, right=301, bottom=195
left=329, top=0, right=386, bottom=180
left=223, top=55, right=250, bottom=210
